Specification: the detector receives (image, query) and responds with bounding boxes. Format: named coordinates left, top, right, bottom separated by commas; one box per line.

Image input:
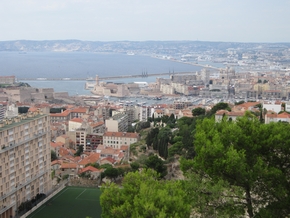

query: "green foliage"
left=74, top=145, right=83, bottom=156
left=18, top=106, right=29, bottom=114
left=181, top=116, right=290, bottom=217
left=62, top=174, right=69, bottom=180
left=127, top=125, right=135, bottom=133
left=208, top=102, right=231, bottom=116
left=100, top=169, right=191, bottom=218
left=135, top=121, right=150, bottom=132
left=101, top=166, right=129, bottom=180
left=144, top=155, right=167, bottom=178
left=130, top=162, right=140, bottom=172
left=192, top=107, right=206, bottom=116
left=130, top=143, right=138, bottom=156
left=146, top=127, right=159, bottom=148
left=100, top=163, right=113, bottom=169
left=85, top=162, right=100, bottom=169
left=234, top=100, right=245, bottom=105
left=50, top=107, right=66, bottom=114
left=51, top=169, right=55, bottom=179
left=103, top=167, right=119, bottom=180
left=51, top=150, right=57, bottom=161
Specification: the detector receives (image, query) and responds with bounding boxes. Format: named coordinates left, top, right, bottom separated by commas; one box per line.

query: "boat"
left=62, top=78, right=71, bottom=80
left=127, top=52, right=135, bottom=56
left=36, top=78, right=47, bottom=80
left=86, top=77, right=94, bottom=81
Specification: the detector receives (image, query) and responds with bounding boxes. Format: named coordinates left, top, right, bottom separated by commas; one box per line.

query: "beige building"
left=0, top=112, right=52, bottom=218
left=103, top=132, right=139, bottom=149
left=105, top=113, right=128, bottom=132
left=0, top=76, right=15, bottom=85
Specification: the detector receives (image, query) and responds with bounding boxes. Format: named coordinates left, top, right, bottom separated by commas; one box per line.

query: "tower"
left=95, top=75, right=99, bottom=86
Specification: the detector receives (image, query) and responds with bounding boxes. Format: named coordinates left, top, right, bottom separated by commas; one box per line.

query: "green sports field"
left=27, top=186, right=102, bottom=218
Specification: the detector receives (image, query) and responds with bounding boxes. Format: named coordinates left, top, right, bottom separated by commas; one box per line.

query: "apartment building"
left=103, top=132, right=139, bottom=149
left=0, top=112, right=51, bottom=218
left=0, top=105, right=5, bottom=122
left=139, top=106, right=152, bottom=122
left=105, top=113, right=128, bottom=132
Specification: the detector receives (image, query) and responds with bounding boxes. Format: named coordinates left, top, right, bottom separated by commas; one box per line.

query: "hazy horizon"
left=1, top=1, right=289, bottom=43
left=0, top=39, right=290, bottom=44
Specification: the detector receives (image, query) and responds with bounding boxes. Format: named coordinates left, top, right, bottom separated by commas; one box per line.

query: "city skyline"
left=0, top=0, right=290, bottom=43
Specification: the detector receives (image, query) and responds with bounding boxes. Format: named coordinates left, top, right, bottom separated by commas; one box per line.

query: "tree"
left=144, top=155, right=167, bottom=178
left=234, top=100, right=245, bottom=105
left=127, top=124, right=135, bottom=133
left=103, top=167, right=119, bottom=181
left=100, top=169, right=191, bottom=218
left=74, top=145, right=83, bottom=156
left=209, top=102, right=231, bottom=116
left=183, top=116, right=290, bottom=217
left=146, top=127, right=159, bottom=148
left=51, top=150, right=57, bottom=161
left=130, top=162, right=140, bottom=172
left=192, top=107, right=206, bottom=116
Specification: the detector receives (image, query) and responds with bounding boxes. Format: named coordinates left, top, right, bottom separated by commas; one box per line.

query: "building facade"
left=103, top=132, right=139, bottom=149
left=105, top=113, right=128, bottom=132
left=0, top=112, right=51, bottom=218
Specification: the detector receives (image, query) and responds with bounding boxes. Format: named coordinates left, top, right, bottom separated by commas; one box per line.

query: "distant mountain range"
left=0, top=40, right=289, bottom=53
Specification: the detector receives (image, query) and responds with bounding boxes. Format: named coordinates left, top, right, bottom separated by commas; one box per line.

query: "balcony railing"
left=0, top=169, right=49, bottom=201
left=0, top=132, right=47, bottom=154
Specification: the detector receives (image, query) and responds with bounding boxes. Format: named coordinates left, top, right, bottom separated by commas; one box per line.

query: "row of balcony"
left=0, top=169, right=49, bottom=202
left=0, top=132, right=47, bottom=154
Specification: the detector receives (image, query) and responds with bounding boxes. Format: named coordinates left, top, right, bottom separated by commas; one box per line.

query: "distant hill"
left=0, top=40, right=289, bottom=53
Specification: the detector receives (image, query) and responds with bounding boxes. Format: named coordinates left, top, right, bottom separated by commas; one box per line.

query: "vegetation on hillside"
left=101, top=105, right=290, bottom=217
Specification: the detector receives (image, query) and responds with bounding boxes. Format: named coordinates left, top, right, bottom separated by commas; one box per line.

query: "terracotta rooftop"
left=50, top=142, right=64, bottom=148
left=103, top=132, right=139, bottom=138
left=71, top=107, right=88, bottom=113
left=70, top=117, right=83, bottom=123
left=60, top=163, right=78, bottom=169
left=90, top=121, right=104, bottom=127
left=79, top=166, right=102, bottom=174
left=79, top=153, right=101, bottom=166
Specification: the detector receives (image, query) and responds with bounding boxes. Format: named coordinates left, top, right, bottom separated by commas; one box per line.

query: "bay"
left=0, top=52, right=203, bottom=95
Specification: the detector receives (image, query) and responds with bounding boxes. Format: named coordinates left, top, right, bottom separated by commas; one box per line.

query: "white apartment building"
left=103, top=132, right=140, bottom=149
left=0, top=112, right=52, bottom=218
left=139, top=106, right=153, bottom=122
left=263, top=102, right=282, bottom=114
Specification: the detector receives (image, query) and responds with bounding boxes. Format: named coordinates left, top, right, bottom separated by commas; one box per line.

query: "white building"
left=103, top=132, right=140, bottom=149
left=263, top=102, right=282, bottom=114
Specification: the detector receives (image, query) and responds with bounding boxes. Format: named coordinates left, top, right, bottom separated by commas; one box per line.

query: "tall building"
left=0, top=105, right=5, bottom=122
left=105, top=113, right=128, bottom=132
left=0, top=111, right=52, bottom=218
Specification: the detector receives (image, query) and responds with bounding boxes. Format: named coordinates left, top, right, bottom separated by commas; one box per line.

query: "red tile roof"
left=70, top=118, right=83, bottom=123
left=79, top=166, right=102, bottom=174
left=60, top=163, right=78, bottom=169
left=103, top=132, right=139, bottom=138
left=78, top=153, right=101, bottom=166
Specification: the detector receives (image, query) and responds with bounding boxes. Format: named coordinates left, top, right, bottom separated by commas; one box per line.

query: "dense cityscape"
left=1, top=40, right=290, bottom=218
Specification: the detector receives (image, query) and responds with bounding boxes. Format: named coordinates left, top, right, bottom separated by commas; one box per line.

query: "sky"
left=0, top=0, right=289, bottom=42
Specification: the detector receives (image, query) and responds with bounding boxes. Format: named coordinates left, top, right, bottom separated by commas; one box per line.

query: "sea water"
left=0, top=51, right=203, bottom=95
